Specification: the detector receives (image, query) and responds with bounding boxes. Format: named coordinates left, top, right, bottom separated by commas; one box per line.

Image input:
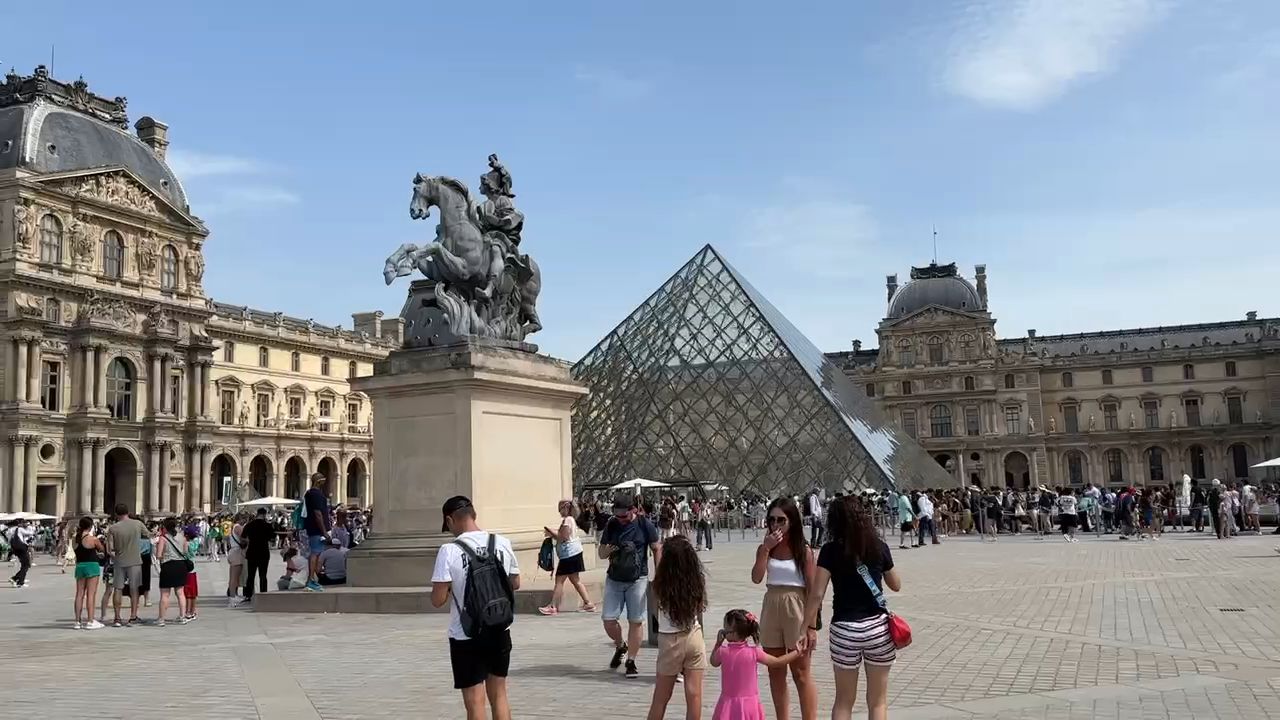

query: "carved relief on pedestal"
left=74, top=291, right=138, bottom=332
left=13, top=292, right=45, bottom=318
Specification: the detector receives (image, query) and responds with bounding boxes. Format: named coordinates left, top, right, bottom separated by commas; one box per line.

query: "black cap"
left=441, top=495, right=473, bottom=532
left=611, top=493, right=635, bottom=511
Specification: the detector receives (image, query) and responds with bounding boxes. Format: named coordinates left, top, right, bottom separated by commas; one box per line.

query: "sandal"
left=579, top=603, right=597, bottom=613
left=537, top=606, right=559, bottom=616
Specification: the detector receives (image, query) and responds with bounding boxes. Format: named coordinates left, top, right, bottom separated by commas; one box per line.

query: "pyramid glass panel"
left=572, top=245, right=952, bottom=496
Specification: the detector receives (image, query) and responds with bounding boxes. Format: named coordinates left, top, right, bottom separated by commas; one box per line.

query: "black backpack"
left=452, top=534, right=515, bottom=638
left=609, top=540, right=643, bottom=583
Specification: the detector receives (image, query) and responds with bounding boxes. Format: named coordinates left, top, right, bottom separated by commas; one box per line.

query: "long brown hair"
left=652, top=535, right=706, bottom=629
left=767, top=497, right=808, bottom=581
left=827, top=496, right=878, bottom=564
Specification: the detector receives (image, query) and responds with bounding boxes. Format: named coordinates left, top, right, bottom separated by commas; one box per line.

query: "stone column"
left=94, top=346, right=107, bottom=409
left=198, top=443, right=211, bottom=511
left=26, top=339, right=41, bottom=405
left=92, top=440, right=104, bottom=514
left=147, top=442, right=161, bottom=516
left=13, top=338, right=28, bottom=403
left=199, top=362, right=211, bottom=419
left=80, top=346, right=94, bottom=408
left=160, top=354, right=172, bottom=414
left=23, top=438, right=37, bottom=512
left=9, top=435, right=26, bottom=512
left=159, top=442, right=171, bottom=514
left=150, top=354, right=162, bottom=417
left=79, top=439, right=93, bottom=514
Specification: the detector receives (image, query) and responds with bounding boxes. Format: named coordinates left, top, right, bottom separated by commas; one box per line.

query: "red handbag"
left=857, top=562, right=912, bottom=649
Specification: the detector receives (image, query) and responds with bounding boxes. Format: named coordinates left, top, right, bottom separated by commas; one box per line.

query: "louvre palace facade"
left=834, top=262, right=1280, bottom=490
left=0, top=67, right=395, bottom=517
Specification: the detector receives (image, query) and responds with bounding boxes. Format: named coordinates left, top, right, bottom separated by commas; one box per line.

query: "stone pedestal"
left=347, top=340, right=591, bottom=587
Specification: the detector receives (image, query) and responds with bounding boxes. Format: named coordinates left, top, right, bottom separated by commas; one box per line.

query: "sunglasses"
left=767, top=516, right=788, bottom=525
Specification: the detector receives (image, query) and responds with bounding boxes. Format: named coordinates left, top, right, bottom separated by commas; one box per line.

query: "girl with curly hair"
left=646, top=535, right=708, bottom=720
left=711, top=609, right=802, bottom=720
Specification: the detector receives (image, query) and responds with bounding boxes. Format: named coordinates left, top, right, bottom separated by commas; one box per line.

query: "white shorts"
left=227, top=548, right=244, bottom=566
left=829, top=615, right=896, bottom=669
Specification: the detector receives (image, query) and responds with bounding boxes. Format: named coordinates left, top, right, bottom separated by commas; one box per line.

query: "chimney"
left=886, top=274, right=898, bottom=304
left=351, top=311, right=384, bottom=338
left=134, top=116, right=169, bottom=159
left=852, top=339, right=862, bottom=352
left=975, top=264, right=988, bottom=309
left=380, top=317, right=405, bottom=345
left=1246, top=310, right=1258, bottom=321
left=1027, top=329, right=1037, bottom=338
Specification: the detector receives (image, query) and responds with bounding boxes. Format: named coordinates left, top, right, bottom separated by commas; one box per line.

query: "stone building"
left=835, top=261, right=1280, bottom=489
left=0, top=66, right=396, bottom=517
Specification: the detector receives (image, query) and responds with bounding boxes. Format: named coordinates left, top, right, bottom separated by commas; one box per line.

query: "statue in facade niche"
left=1028, top=416, right=1036, bottom=433
left=1088, top=414, right=1096, bottom=431
left=1048, top=416, right=1056, bottom=433
left=238, top=402, right=250, bottom=426
left=382, top=155, right=543, bottom=346
left=1128, top=412, right=1136, bottom=429
left=1170, top=410, right=1178, bottom=428
left=12, top=200, right=32, bottom=250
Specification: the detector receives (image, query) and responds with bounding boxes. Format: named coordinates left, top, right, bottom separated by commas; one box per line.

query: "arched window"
left=44, top=298, right=61, bottom=324
left=1061, top=372, right=1073, bottom=388
left=964, top=376, right=975, bottom=391
left=1230, top=444, right=1250, bottom=478
left=958, top=334, right=974, bottom=360
left=1105, top=449, right=1125, bottom=484
left=900, top=380, right=912, bottom=396
left=348, top=361, right=358, bottom=379
left=290, top=351, right=301, bottom=372
left=1004, top=373, right=1015, bottom=389
left=897, top=338, right=915, bottom=367
left=160, top=245, right=179, bottom=289
left=39, top=214, right=63, bottom=264
left=321, top=356, right=331, bottom=376
left=1188, top=445, right=1207, bottom=479
left=929, top=405, right=953, bottom=438
left=105, top=358, right=134, bottom=419
left=927, top=336, right=944, bottom=364
left=102, top=230, right=125, bottom=279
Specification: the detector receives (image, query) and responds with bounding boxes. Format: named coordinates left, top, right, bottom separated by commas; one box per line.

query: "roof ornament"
left=0, top=65, right=129, bottom=128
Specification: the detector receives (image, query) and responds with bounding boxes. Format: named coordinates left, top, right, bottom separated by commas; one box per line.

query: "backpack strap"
left=855, top=562, right=888, bottom=611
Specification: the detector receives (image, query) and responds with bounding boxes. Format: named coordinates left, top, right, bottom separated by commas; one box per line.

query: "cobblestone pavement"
left=3, top=529, right=1280, bottom=719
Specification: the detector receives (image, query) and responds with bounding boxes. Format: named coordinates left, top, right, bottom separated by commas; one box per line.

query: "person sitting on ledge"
left=317, top=537, right=348, bottom=586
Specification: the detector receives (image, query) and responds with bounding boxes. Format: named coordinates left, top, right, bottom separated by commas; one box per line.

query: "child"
left=646, top=535, right=708, bottom=720
left=710, top=609, right=801, bottom=719
left=277, top=547, right=307, bottom=591
left=182, top=527, right=201, bottom=621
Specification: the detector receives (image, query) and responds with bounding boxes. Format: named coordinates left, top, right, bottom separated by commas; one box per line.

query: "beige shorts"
left=656, top=626, right=707, bottom=676
left=759, top=585, right=806, bottom=649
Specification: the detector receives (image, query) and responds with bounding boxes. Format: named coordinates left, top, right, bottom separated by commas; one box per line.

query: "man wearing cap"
left=302, top=472, right=332, bottom=592
left=317, top=536, right=348, bottom=586
left=432, top=495, right=520, bottom=720
left=597, top=493, right=661, bottom=679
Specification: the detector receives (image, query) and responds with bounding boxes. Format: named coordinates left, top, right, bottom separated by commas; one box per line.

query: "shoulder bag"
left=855, top=562, right=912, bottom=649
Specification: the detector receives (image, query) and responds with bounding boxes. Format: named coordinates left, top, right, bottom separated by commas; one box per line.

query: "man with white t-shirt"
left=431, top=496, right=521, bottom=720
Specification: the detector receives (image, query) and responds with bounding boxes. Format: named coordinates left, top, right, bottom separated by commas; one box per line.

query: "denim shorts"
left=307, top=534, right=327, bottom=555
left=602, top=577, right=648, bottom=623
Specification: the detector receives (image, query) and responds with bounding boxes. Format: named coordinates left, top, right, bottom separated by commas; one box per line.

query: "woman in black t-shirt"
left=800, top=496, right=901, bottom=720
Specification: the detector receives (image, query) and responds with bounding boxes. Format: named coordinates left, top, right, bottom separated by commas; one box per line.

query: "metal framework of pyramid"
left=571, top=244, right=951, bottom=497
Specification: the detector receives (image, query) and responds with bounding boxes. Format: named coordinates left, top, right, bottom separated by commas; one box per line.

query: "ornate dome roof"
left=0, top=66, right=187, bottom=209
left=887, top=262, right=982, bottom=319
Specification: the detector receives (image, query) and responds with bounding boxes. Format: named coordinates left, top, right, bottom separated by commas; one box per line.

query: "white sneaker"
left=72, top=622, right=82, bottom=630
left=85, top=620, right=104, bottom=630
left=17, top=583, right=29, bottom=589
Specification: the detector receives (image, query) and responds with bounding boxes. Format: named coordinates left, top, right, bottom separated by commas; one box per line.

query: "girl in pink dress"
left=711, top=609, right=801, bottom=720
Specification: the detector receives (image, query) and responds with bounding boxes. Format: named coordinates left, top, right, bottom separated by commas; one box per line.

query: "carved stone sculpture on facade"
left=1170, top=410, right=1178, bottom=428
left=382, top=154, right=542, bottom=348
left=238, top=402, right=250, bottom=426
left=1028, top=416, right=1036, bottom=434
left=13, top=292, right=45, bottom=318
left=68, top=214, right=93, bottom=265
left=185, top=251, right=205, bottom=284
left=136, top=232, right=159, bottom=275
left=76, top=291, right=137, bottom=331
left=1047, top=416, right=1056, bottom=433
left=1088, top=414, right=1097, bottom=431
left=1128, top=412, right=1136, bottom=429
left=12, top=200, right=33, bottom=250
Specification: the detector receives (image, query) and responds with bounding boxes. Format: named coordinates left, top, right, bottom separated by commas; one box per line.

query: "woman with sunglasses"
left=750, top=497, right=817, bottom=720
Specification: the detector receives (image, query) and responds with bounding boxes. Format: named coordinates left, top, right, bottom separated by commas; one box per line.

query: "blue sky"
left=7, top=0, right=1279, bottom=358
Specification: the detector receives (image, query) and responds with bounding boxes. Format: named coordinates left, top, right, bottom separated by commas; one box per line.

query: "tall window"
left=1141, top=366, right=1154, bottom=383
left=1106, top=449, right=1125, bottom=484
left=927, top=336, right=944, bottom=364
left=321, top=356, right=331, bottom=376
left=288, top=396, right=302, bottom=419
left=39, top=214, right=63, bottom=264
left=1184, top=398, right=1201, bottom=427
left=1004, top=406, right=1021, bottom=434
left=169, top=373, right=182, bottom=415
left=1189, top=446, right=1207, bottom=479
left=40, top=360, right=61, bottom=411
left=258, top=346, right=269, bottom=368
left=1067, top=453, right=1084, bottom=485
left=1143, top=400, right=1159, bottom=429
left=223, top=341, right=236, bottom=363
left=1230, top=444, right=1249, bottom=478
left=900, top=380, right=912, bottom=396
left=1148, top=448, right=1165, bottom=483
left=347, top=401, right=360, bottom=433
left=45, top=298, right=61, bottom=324
left=1225, top=361, right=1237, bottom=377
left=964, top=376, right=975, bottom=391
left=105, top=358, right=133, bottom=419
left=102, top=230, right=125, bottom=279
left=1064, top=405, right=1079, bottom=433
left=319, top=398, right=333, bottom=431
left=958, top=334, right=974, bottom=360
left=1103, top=402, right=1119, bottom=431
left=898, top=339, right=914, bottom=367
left=348, top=361, right=358, bottom=379
left=964, top=406, right=980, bottom=436
left=291, top=351, right=301, bottom=372
left=256, top=392, right=271, bottom=426
left=220, top=389, right=237, bottom=425
left=901, top=410, right=917, bottom=439
left=160, top=245, right=179, bottom=290
left=1004, top=373, right=1015, bottom=389
left=930, top=405, right=953, bottom=438
left=1227, top=396, right=1243, bottom=424
left=1102, top=369, right=1113, bottom=385
left=1182, top=364, right=1195, bottom=380
left=864, top=383, right=875, bottom=398
left=1061, top=372, right=1073, bottom=388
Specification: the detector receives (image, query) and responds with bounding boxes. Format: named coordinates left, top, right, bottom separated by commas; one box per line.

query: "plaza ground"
left=3, top=528, right=1280, bottom=719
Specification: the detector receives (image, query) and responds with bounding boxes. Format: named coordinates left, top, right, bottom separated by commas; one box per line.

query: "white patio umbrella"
left=609, top=478, right=671, bottom=490
left=237, top=496, right=301, bottom=507
left=13, top=512, right=57, bottom=521
left=1251, top=457, right=1280, bottom=469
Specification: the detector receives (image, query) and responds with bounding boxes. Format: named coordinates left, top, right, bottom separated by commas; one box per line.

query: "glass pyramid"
left=571, top=244, right=952, bottom=497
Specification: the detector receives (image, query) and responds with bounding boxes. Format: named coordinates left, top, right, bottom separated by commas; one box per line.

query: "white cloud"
left=574, top=65, right=652, bottom=101
left=167, top=149, right=268, bottom=179
left=168, top=147, right=297, bottom=217
left=742, top=199, right=881, bottom=280
left=945, top=0, right=1165, bottom=110
left=198, top=185, right=300, bottom=217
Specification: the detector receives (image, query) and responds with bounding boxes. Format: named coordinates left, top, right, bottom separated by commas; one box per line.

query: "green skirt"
left=74, top=561, right=102, bottom=580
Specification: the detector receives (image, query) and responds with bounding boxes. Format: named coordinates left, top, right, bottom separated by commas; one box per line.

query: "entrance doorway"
left=250, top=455, right=273, bottom=497
left=317, top=457, right=338, bottom=502
left=284, top=457, right=306, bottom=500
left=210, top=454, right=237, bottom=507
left=103, top=447, right=139, bottom=514
left=1003, top=451, right=1030, bottom=488
left=36, top=485, right=58, bottom=516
